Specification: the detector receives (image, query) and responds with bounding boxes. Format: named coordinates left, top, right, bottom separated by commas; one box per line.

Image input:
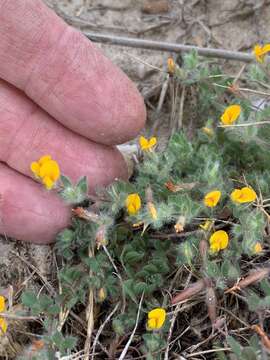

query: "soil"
left=1, top=0, right=270, bottom=357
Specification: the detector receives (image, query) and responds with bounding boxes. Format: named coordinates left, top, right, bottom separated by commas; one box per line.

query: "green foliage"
left=227, top=335, right=260, bottom=360
left=59, top=175, right=88, bottom=204
left=19, top=51, right=270, bottom=358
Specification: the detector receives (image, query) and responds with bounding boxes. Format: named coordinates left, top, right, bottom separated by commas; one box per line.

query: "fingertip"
left=110, top=83, right=147, bottom=145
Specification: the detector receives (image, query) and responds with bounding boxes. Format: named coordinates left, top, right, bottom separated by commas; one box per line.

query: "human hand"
left=0, top=0, right=146, bottom=244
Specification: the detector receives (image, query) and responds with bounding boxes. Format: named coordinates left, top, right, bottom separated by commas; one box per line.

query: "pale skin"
left=0, top=0, right=146, bottom=244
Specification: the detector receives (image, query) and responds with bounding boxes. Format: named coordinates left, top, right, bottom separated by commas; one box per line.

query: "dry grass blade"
left=252, top=325, right=270, bottom=350
left=118, top=293, right=144, bottom=360
left=226, top=267, right=270, bottom=293
left=91, top=303, right=119, bottom=360
left=171, top=279, right=206, bottom=305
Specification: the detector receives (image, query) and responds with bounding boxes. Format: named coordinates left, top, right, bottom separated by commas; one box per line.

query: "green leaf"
left=123, top=279, right=136, bottom=302
left=143, top=333, right=165, bottom=353
left=47, top=304, right=61, bottom=315
left=247, top=291, right=261, bottom=311
left=76, top=176, right=88, bottom=195
left=260, top=279, right=270, bottom=296
left=51, top=331, right=64, bottom=348
left=133, top=281, right=148, bottom=295
left=124, top=251, right=145, bottom=264
left=112, top=318, right=125, bottom=336
left=61, top=336, right=77, bottom=352
left=142, top=264, right=159, bottom=274
left=21, top=291, right=37, bottom=307
left=39, top=295, right=54, bottom=310
left=60, top=175, right=72, bottom=187
left=205, top=261, right=221, bottom=278
left=227, top=336, right=242, bottom=357
left=241, top=347, right=257, bottom=360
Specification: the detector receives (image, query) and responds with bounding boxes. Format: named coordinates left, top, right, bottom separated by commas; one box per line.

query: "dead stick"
left=84, top=32, right=254, bottom=63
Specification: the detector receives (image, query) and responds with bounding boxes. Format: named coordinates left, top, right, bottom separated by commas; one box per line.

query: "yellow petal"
left=125, top=193, right=141, bottom=215
left=39, top=160, right=60, bottom=181
left=230, top=189, right=242, bottom=202
left=0, top=318, right=7, bottom=335
left=148, top=137, right=157, bottom=148
left=199, top=220, right=213, bottom=231
left=139, top=136, right=157, bottom=151
left=147, top=308, right=166, bottom=330
left=147, top=318, right=157, bottom=330
left=42, top=176, right=54, bottom=190
left=221, top=105, right=241, bottom=125
left=148, top=202, right=157, bottom=220
left=219, top=233, right=229, bottom=250
left=253, top=44, right=270, bottom=63
left=49, top=161, right=60, bottom=181
left=30, top=162, right=40, bottom=177
left=210, top=242, right=220, bottom=253
left=253, top=44, right=264, bottom=63
left=230, top=187, right=256, bottom=203
left=0, top=296, right=5, bottom=313
left=167, top=57, right=175, bottom=74
left=38, top=155, right=52, bottom=166
left=139, top=136, right=149, bottom=150
left=254, top=242, right=263, bottom=254
left=204, top=190, right=221, bottom=207
left=240, top=187, right=257, bottom=202
left=209, top=230, right=229, bottom=253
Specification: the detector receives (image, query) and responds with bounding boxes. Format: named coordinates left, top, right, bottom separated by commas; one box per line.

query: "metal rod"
left=84, top=32, right=254, bottom=63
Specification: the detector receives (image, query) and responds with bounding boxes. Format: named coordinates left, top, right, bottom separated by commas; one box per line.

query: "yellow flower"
left=253, top=242, right=263, bottom=254
left=230, top=187, right=257, bottom=204
left=147, top=308, right=166, bottom=330
left=125, top=193, right=141, bottom=215
left=209, top=230, right=229, bottom=253
left=139, top=136, right=157, bottom=151
left=0, top=296, right=7, bottom=335
left=202, top=127, right=214, bottom=136
left=204, top=190, right=221, bottom=208
left=199, top=220, right=213, bottom=231
left=253, top=44, right=270, bottom=63
left=167, top=57, right=175, bottom=74
left=30, top=155, right=60, bottom=190
left=220, top=105, right=241, bottom=125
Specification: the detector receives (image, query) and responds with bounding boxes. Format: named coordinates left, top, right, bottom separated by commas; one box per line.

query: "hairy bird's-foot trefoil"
left=253, top=242, right=263, bottom=254
left=230, top=187, right=257, bottom=204
left=139, top=136, right=157, bottom=151
left=31, top=155, right=60, bottom=190
left=200, top=220, right=213, bottom=231
left=220, top=104, right=241, bottom=125
left=253, top=44, right=270, bottom=63
left=167, top=57, right=176, bottom=74
left=204, top=190, right=221, bottom=207
left=209, top=230, right=229, bottom=253
left=0, top=296, right=7, bottom=335
left=147, top=308, right=166, bottom=330
left=125, top=193, right=141, bottom=215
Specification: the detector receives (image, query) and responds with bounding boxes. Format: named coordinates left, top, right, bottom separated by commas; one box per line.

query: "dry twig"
left=85, top=32, right=254, bottom=62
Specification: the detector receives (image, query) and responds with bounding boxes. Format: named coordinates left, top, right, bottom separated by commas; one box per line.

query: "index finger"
left=0, top=0, right=146, bottom=145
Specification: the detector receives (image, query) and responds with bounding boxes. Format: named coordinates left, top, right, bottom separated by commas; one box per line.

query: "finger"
left=0, top=80, right=128, bottom=189
left=0, top=163, right=70, bottom=244
left=0, top=0, right=146, bottom=145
